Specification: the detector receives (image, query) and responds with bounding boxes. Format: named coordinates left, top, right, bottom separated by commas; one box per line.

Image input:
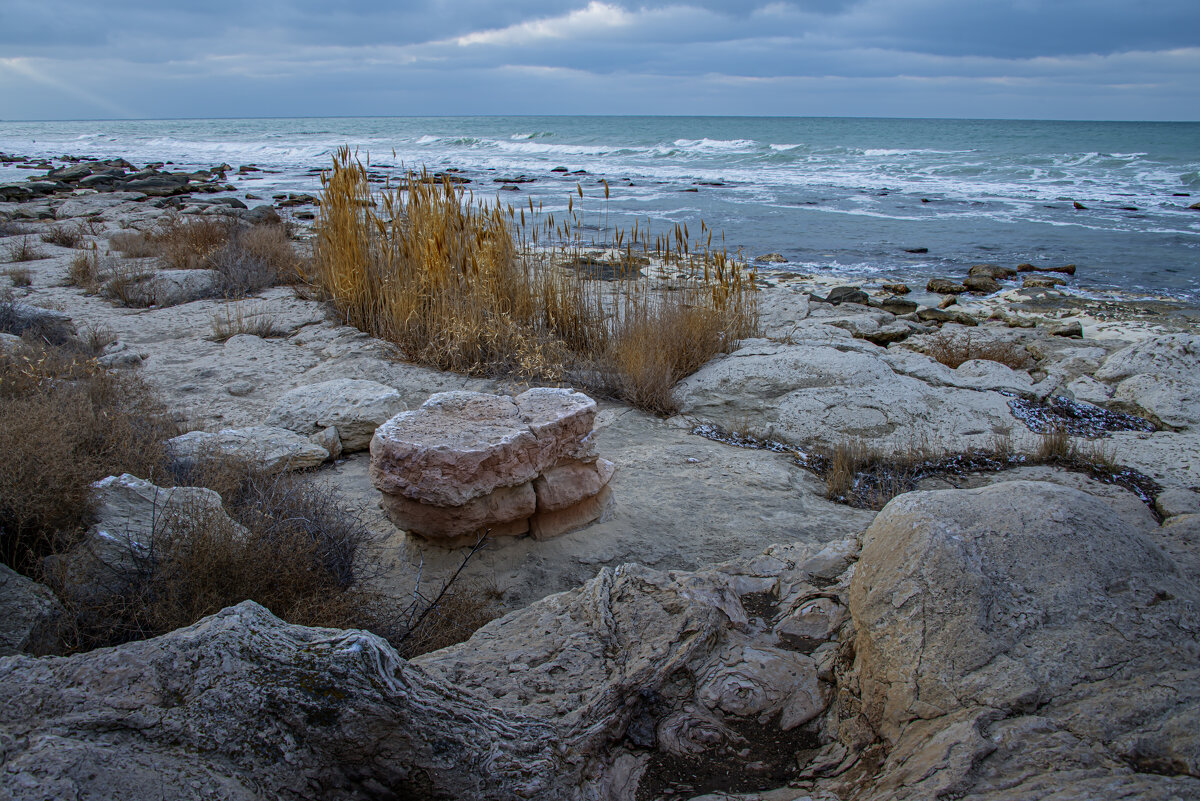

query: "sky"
left=1, top=0, right=1198, bottom=121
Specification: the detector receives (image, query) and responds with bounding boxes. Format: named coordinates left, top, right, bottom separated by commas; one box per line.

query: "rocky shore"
left=1, top=152, right=1198, bottom=800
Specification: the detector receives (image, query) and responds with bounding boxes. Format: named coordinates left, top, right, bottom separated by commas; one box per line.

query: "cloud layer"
left=1, top=0, right=1197, bottom=120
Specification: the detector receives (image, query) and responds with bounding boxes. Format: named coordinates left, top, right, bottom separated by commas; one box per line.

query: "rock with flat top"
left=167, top=426, right=329, bottom=472
left=369, top=388, right=611, bottom=544
left=1094, top=334, right=1200, bottom=429
left=265, top=378, right=404, bottom=452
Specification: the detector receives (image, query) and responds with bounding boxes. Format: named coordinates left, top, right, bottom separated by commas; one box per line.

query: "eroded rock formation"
left=369, top=388, right=615, bottom=544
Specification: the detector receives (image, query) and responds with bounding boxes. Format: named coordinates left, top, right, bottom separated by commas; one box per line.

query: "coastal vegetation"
left=308, top=147, right=757, bottom=414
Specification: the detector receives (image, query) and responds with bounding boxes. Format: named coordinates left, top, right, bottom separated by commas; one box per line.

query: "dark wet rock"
left=755, top=253, right=787, bottom=264
left=968, top=263, right=1016, bottom=280
left=903, top=247, right=927, bottom=254
left=880, top=297, right=918, bottom=315
left=881, top=283, right=910, bottom=295
left=963, top=275, right=1001, bottom=294
left=1024, top=276, right=1067, bottom=289
left=1073, top=200, right=1088, bottom=209
left=826, top=286, right=869, bottom=306
left=1019, top=262, right=1076, bottom=275
left=926, top=277, right=967, bottom=295
left=239, top=205, right=281, bottom=226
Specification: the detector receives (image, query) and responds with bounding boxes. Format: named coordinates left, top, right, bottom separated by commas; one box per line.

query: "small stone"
left=938, top=295, right=957, bottom=309
left=226, top=380, right=254, bottom=397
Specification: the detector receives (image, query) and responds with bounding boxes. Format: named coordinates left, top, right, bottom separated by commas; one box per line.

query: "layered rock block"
left=369, top=389, right=614, bottom=545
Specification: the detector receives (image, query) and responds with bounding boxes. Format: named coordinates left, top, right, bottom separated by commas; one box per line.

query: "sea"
left=2, top=116, right=1198, bottom=301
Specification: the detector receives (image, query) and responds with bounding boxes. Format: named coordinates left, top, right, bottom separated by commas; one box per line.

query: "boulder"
left=240, top=204, right=281, bottom=226
left=1095, top=334, right=1200, bottom=429
left=0, top=301, right=76, bottom=344
left=825, top=286, right=869, bottom=306
left=266, top=378, right=405, bottom=452
left=962, top=275, right=1000, bottom=294
left=114, top=269, right=218, bottom=307
left=167, top=426, right=330, bottom=472
left=879, top=297, right=917, bottom=315
left=370, top=389, right=596, bottom=507
left=926, top=277, right=967, bottom=295
left=370, top=389, right=611, bottom=543
left=1050, top=319, right=1084, bottom=337
left=754, top=253, right=787, bottom=264
left=847, top=481, right=1200, bottom=799
left=880, top=283, right=910, bottom=295
left=0, top=563, right=64, bottom=656
left=967, top=263, right=1016, bottom=280
left=1156, top=488, right=1200, bottom=519
left=46, top=474, right=238, bottom=603
left=1019, top=262, right=1077, bottom=275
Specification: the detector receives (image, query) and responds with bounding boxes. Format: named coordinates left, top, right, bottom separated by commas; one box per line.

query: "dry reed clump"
left=309, top=147, right=757, bottom=414
left=924, top=331, right=1031, bottom=370
left=67, top=246, right=100, bottom=290
left=0, top=339, right=173, bottom=573
left=5, top=237, right=47, bottom=263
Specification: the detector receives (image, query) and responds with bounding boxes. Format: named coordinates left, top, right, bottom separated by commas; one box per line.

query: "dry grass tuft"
left=67, top=246, right=100, bottom=290
left=6, top=266, right=32, bottom=287
left=5, top=237, right=47, bottom=263
left=925, top=331, right=1030, bottom=370
left=0, top=339, right=173, bottom=572
left=310, top=147, right=757, bottom=414
left=210, top=302, right=288, bottom=341
left=41, top=224, right=85, bottom=249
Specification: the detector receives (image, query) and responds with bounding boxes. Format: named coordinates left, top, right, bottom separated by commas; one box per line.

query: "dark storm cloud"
left=0, top=1, right=1196, bottom=119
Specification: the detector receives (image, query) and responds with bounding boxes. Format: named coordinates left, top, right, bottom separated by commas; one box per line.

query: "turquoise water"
left=2, top=116, right=1197, bottom=299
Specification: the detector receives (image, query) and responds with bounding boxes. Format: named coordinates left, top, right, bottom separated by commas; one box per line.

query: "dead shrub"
left=925, top=331, right=1030, bottom=370
left=206, top=241, right=278, bottom=297
left=98, top=258, right=155, bottom=307
left=0, top=340, right=173, bottom=572
left=59, top=454, right=499, bottom=653
left=107, top=231, right=159, bottom=258
left=154, top=216, right=237, bottom=270
left=6, top=266, right=31, bottom=287
left=41, top=224, right=84, bottom=249
left=1036, top=427, right=1074, bottom=462
left=236, top=223, right=305, bottom=282
left=67, top=247, right=100, bottom=290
